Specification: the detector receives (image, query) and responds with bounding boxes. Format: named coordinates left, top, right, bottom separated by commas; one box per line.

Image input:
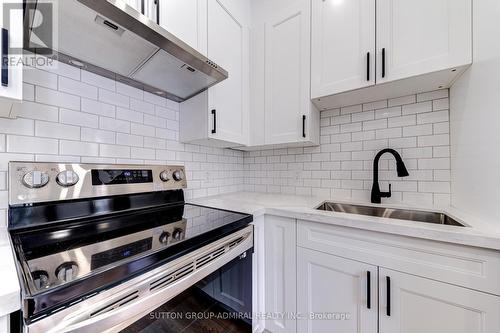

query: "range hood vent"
left=27, top=0, right=228, bottom=102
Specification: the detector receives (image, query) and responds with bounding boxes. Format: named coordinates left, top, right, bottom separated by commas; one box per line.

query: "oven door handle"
left=42, top=226, right=254, bottom=333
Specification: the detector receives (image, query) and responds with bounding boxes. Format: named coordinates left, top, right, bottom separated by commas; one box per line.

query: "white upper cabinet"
left=0, top=0, right=23, bottom=118
left=297, top=248, right=378, bottom=333
left=379, top=268, right=500, bottom=333
left=206, top=0, right=249, bottom=145
left=179, top=0, right=249, bottom=147
left=263, top=0, right=319, bottom=146
left=377, top=0, right=472, bottom=84
left=311, top=0, right=375, bottom=99
left=157, top=0, right=207, bottom=55
left=310, top=0, right=472, bottom=108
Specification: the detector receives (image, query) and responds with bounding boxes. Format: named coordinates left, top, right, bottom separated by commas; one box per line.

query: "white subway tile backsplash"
left=36, top=87, right=80, bottom=110
left=81, top=98, right=116, bottom=118
left=388, top=115, right=416, bottom=128
left=363, top=100, right=387, bottom=111
left=81, top=128, right=115, bottom=144
left=130, top=98, right=155, bottom=115
left=59, top=76, right=98, bottom=100
left=417, top=110, right=449, bottom=124
left=99, top=144, right=130, bottom=158
left=116, top=82, right=143, bottom=100
left=116, top=107, right=144, bottom=124
left=402, top=101, right=432, bottom=115
left=35, top=121, right=80, bottom=140
left=24, top=68, right=58, bottom=89
left=60, top=109, right=98, bottom=128
left=13, top=101, right=59, bottom=122
left=99, top=89, right=129, bottom=108
left=116, top=133, right=143, bottom=147
left=81, top=71, right=115, bottom=91
left=0, top=118, right=34, bottom=135
left=7, top=135, right=58, bottom=154
left=417, top=89, right=448, bottom=102
left=60, top=140, right=99, bottom=156
left=244, top=89, right=451, bottom=206
left=388, top=95, right=416, bottom=107
left=363, top=119, right=387, bottom=131
left=99, top=117, right=131, bottom=134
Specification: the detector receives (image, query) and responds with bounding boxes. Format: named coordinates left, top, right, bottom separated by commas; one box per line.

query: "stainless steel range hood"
left=27, top=0, right=228, bottom=102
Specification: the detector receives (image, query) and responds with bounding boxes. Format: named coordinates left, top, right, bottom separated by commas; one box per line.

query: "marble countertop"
left=189, top=192, right=500, bottom=251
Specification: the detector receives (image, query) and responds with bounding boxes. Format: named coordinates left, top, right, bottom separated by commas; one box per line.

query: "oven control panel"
left=9, top=162, right=187, bottom=205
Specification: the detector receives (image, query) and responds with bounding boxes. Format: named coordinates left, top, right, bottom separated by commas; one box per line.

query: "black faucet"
left=371, top=148, right=409, bottom=204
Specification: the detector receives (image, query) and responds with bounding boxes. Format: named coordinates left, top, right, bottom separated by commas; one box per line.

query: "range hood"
left=27, top=0, right=228, bottom=102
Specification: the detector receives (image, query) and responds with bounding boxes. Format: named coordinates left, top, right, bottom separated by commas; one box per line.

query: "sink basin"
left=316, top=202, right=466, bottom=227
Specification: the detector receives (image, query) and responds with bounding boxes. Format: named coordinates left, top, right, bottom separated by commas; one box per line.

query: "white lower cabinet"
left=297, top=248, right=377, bottom=333
left=379, top=268, right=500, bottom=333
left=264, top=215, right=297, bottom=333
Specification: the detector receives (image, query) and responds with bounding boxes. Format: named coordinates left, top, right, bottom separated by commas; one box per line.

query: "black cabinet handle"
left=366, top=52, right=370, bottom=81
left=154, top=0, right=160, bottom=24
left=386, top=276, right=391, bottom=316
left=302, top=115, right=306, bottom=138
left=382, top=48, right=386, bottom=78
left=2, top=28, right=8, bottom=87
left=211, top=109, right=216, bottom=134
left=367, top=271, right=371, bottom=309
left=140, top=0, right=145, bottom=15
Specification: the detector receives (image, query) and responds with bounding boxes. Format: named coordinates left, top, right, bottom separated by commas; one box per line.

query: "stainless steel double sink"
left=316, top=202, right=466, bottom=227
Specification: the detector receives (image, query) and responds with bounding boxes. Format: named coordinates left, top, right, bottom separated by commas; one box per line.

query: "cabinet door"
left=297, top=248, right=378, bottom=333
left=207, top=0, right=248, bottom=145
left=311, top=0, right=375, bottom=99
left=158, top=0, right=207, bottom=55
left=264, top=0, right=311, bottom=145
left=377, top=0, right=472, bottom=83
left=380, top=268, right=500, bottom=333
left=0, top=0, right=23, bottom=106
left=264, top=216, right=297, bottom=333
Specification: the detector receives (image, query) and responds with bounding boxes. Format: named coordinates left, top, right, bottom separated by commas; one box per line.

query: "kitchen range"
left=7, top=163, right=253, bottom=332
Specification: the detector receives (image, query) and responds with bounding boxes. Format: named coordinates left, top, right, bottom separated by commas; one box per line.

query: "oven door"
left=26, top=226, right=253, bottom=333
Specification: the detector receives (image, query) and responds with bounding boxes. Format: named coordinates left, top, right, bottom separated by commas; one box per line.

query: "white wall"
left=0, top=60, right=245, bottom=228
left=450, top=0, right=500, bottom=224
left=245, top=89, right=451, bottom=207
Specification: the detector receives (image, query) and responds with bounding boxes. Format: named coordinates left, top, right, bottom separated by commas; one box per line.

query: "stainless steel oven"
left=8, top=162, right=253, bottom=333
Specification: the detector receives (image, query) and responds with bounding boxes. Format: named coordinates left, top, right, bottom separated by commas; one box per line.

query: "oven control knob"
left=159, top=171, right=170, bottom=182
left=55, top=262, right=79, bottom=283
left=56, top=170, right=79, bottom=187
left=32, top=270, right=49, bottom=290
left=22, top=171, right=49, bottom=189
left=172, top=228, right=183, bottom=241
left=159, top=231, right=170, bottom=244
left=172, top=169, right=184, bottom=182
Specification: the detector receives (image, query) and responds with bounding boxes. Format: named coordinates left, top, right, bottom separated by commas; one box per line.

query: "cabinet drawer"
left=298, top=219, right=500, bottom=296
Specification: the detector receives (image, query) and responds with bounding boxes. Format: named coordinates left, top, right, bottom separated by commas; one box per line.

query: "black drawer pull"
left=302, top=115, right=306, bottom=138
left=386, top=276, right=391, bottom=316
left=211, top=109, right=217, bottom=134
left=367, top=271, right=371, bottom=309
left=382, top=48, right=386, bottom=78
left=366, top=52, right=370, bottom=81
